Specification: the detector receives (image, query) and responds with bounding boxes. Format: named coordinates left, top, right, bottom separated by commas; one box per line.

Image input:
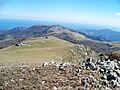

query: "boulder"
left=107, top=74, right=116, bottom=81
left=109, top=53, right=120, bottom=60
left=81, top=78, right=86, bottom=86
left=110, top=80, right=118, bottom=88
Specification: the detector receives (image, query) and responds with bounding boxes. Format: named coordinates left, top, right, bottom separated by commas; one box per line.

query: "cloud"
left=115, top=12, right=120, bottom=16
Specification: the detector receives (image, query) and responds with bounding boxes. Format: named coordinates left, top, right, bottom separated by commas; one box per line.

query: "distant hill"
left=0, top=25, right=120, bottom=55
left=78, top=29, right=120, bottom=42
left=0, top=25, right=92, bottom=50
left=0, top=25, right=93, bottom=47
left=2, top=25, right=117, bottom=42
left=0, top=25, right=90, bottom=41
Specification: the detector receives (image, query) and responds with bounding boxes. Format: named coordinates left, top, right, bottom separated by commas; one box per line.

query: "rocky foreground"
left=0, top=56, right=120, bottom=90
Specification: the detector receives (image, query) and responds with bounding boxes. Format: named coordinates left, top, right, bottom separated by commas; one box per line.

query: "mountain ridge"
left=78, top=28, right=120, bottom=42
left=0, top=25, right=120, bottom=55
left=0, top=25, right=91, bottom=41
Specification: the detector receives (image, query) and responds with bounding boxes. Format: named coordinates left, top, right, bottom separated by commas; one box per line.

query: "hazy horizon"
left=1, top=18, right=120, bottom=32
left=0, top=0, right=120, bottom=28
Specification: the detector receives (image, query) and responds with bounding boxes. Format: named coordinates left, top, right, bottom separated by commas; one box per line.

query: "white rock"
left=50, top=60, right=56, bottom=65
left=42, top=62, right=48, bottom=66
left=48, top=48, right=52, bottom=51
left=53, top=86, right=57, bottom=90
left=11, top=79, right=15, bottom=83
left=42, top=81, right=45, bottom=84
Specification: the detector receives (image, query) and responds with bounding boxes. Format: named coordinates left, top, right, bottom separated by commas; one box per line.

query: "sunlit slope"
left=0, top=36, right=98, bottom=63
left=0, top=36, right=74, bottom=63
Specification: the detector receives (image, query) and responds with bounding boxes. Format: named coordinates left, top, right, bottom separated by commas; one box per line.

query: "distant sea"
left=0, top=18, right=120, bottom=31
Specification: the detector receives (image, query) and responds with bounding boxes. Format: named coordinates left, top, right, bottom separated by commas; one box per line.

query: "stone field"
left=0, top=56, right=120, bottom=90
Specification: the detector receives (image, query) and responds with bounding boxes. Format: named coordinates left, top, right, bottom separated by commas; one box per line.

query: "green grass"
left=0, top=36, right=74, bottom=63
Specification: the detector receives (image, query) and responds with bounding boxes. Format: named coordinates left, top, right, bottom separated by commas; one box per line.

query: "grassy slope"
left=0, top=36, right=74, bottom=63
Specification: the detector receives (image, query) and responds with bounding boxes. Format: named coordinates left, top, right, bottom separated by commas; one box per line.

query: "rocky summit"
left=0, top=55, right=120, bottom=90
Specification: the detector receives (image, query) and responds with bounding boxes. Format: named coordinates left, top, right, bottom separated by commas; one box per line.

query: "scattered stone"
left=0, top=56, right=120, bottom=89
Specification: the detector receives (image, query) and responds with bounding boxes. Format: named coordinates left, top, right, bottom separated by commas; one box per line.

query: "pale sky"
left=0, top=0, right=120, bottom=27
